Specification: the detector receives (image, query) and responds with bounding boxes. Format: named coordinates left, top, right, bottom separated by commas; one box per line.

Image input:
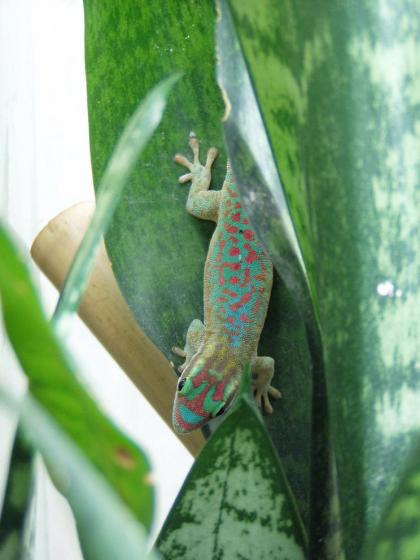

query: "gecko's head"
left=172, top=353, right=241, bottom=434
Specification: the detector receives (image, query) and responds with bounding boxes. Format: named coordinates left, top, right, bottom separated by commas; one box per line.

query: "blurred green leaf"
left=220, top=0, right=420, bottom=556
left=83, top=0, right=314, bottom=528
left=0, top=223, right=153, bottom=531
left=0, top=393, right=158, bottom=560
left=0, top=435, right=32, bottom=560
left=156, top=386, right=307, bottom=560
left=365, top=439, right=420, bottom=560
left=53, top=74, right=179, bottom=332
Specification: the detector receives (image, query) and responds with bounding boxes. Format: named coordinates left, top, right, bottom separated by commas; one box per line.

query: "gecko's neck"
left=202, top=330, right=253, bottom=365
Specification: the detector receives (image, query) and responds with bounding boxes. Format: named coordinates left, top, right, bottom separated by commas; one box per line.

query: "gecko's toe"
left=179, top=173, right=193, bottom=184
left=268, top=386, right=282, bottom=399
left=205, top=147, right=218, bottom=168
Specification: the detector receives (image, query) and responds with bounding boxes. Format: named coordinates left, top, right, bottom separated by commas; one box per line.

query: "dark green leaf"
left=83, top=0, right=225, bottom=354
left=0, top=223, right=153, bottom=530
left=156, top=390, right=308, bottom=560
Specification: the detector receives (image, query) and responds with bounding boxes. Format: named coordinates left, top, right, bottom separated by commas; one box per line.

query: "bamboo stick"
left=30, top=202, right=204, bottom=457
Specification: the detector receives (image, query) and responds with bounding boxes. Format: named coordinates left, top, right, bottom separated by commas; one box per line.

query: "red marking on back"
left=234, top=202, right=241, bottom=209
left=246, top=253, right=257, bottom=264
left=243, top=218, right=249, bottom=224
left=230, top=277, right=240, bottom=284
left=229, top=247, right=240, bottom=256
left=240, top=313, right=249, bottom=322
left=227, top=316, right=235, bottom=324
left=243, top=229, right=254, bottom=240
left=225, top=223, right=238, bottom=234
left=226, top=200, right=231, bottom=207
left=229, top=235, right=238, bottom=244
left=223, top=288, right=239, bottom=298
left=232, top=263, right=241, bottom=270
left=230, top=289, right=253, bottom=311
left=227, top=186, right=238, bottom=198
left=253, top=299, right=261, bottom=314
left=231, top=212, right=241, bottom=222
left=241, top=268, right=251, bottom=287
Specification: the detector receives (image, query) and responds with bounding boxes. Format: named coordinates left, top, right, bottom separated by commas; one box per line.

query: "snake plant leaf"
left=219, top=0, right=420, bottom=557
left=83, top=0, right=314, bottom=529
left=0, top=223, right=154, bottom=531
left=364, top=438, right=420, bottom=560
left=155, top=390, right=308, bottom=560
left=83, top=0, right=226, bottom=355
left=1, top=393, right=158, bottom=560
left=53, top=74, right=180, bottom=333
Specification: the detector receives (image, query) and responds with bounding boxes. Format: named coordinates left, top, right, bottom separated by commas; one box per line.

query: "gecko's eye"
left=214, top=405, right=226, bottom=417
left=177, top=378, right=186, bottom=392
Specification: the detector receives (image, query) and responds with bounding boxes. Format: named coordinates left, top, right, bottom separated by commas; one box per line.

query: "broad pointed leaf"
left=156, top=392, right=308, bottom=560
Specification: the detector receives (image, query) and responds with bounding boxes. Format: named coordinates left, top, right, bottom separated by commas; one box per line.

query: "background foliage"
left=0, top=1, right=418, bottom=559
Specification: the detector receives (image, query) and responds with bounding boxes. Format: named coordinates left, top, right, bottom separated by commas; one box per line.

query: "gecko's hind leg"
left=172, top=319, right=205, bottom=373
left=251, top=356, right=282, bottom=414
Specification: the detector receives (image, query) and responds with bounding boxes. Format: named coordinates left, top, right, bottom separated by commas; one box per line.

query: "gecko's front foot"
left=174, top=131, right=218, bottom=187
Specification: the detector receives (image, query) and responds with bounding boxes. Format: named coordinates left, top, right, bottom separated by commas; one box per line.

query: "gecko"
left=172, top=132, right=281, bottom=434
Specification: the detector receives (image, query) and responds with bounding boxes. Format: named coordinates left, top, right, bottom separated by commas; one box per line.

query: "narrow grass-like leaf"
left=0, top=223, right=153, bottom=530
left=53, top=73, right=180, bottom=332
left=0, top=435, right=32, bottom=559
left=156, top=391, right=307, bottom=560
left=1, top=393, right=158, bottom=560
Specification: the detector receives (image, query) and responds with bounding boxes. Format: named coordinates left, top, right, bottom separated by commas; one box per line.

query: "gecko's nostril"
left=177, top=378, right=186, bottom=391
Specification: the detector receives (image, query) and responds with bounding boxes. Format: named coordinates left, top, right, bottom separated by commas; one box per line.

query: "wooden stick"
left=30, top=202, right=204, bottom=457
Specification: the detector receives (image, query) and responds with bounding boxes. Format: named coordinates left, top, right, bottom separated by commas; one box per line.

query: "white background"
left=0, top=0, right=192, bottom=556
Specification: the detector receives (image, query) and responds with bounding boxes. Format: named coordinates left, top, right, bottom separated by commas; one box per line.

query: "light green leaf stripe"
left=53, top=73, right=180, bottom=332
left=156, top=394, right=307, bottom=560
left=0, top=223, right=154, bottom=530
left=1, top=392, right=159, bottom=560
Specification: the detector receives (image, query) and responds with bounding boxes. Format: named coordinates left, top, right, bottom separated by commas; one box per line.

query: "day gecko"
left=172, top=132, right=281, bottom=434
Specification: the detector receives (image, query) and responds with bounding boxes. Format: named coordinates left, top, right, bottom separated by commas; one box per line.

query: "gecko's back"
left=204, top=170, right=273, bottom=358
